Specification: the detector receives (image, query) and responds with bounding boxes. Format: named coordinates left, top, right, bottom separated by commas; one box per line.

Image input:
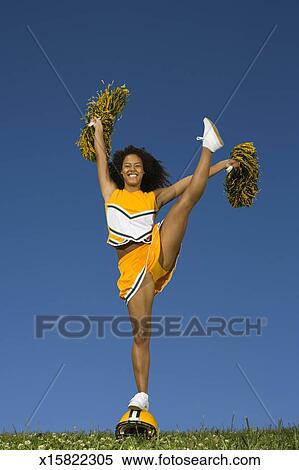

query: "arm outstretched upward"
left=154, top=159, right=239, bottom=209
left=91, top=117, right=117, bottom=202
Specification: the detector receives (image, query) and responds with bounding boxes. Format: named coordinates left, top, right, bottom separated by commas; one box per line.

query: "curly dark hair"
left=108, top=145, right=172, bottom=192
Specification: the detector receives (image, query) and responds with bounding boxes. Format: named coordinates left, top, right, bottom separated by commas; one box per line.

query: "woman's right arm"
left=91, top=118, right=117, bottom=201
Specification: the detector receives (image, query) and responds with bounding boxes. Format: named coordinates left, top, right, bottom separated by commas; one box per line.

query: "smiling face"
left=121, top=154, right=145, bottom=190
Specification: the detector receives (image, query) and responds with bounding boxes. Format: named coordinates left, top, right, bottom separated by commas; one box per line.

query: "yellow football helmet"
left=115, top=409, right=159, bottom=439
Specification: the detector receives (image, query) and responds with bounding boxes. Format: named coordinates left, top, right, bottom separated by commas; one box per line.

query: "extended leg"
left=127, top=272, right=155, bottom=393
left=159, top=146, right=213, bottom=271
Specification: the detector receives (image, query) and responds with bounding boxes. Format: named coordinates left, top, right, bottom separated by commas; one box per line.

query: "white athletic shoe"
left=128, top=392, right=149, bottom=411
left=196, top=117, right=224, bottom=153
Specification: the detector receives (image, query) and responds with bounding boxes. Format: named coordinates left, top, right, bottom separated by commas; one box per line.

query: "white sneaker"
left=128, top=392, right=149, bottom=411
left=196, top=117, right=224, bottom=153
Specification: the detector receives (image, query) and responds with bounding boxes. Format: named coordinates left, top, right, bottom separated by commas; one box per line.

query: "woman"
left=90, top=116, right=239, bottom=411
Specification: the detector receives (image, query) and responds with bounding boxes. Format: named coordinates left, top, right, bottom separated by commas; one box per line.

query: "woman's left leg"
left=159, top=146, right=213, bottom=271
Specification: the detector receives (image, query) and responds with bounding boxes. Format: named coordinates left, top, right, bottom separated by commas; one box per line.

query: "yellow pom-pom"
left=224, top=142, right=260, bottom=208
left=75, top=80, right=130, bottom=162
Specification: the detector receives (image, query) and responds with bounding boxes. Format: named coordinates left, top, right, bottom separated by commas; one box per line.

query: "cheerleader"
left=90, top=116, right=239, bottom=411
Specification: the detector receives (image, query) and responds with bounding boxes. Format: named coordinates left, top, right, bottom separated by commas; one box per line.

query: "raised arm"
left=154, top=159, right=239, bottom=209
left=91, top=117, right=117, bottom=202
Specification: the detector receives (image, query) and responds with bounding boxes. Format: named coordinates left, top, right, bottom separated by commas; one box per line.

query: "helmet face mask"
left=115, top=409, right=159, bottom=440
left=115, top=422, right=156, bottom=439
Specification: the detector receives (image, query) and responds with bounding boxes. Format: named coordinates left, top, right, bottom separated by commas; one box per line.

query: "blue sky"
left=1, top=0, right=299, bottom=433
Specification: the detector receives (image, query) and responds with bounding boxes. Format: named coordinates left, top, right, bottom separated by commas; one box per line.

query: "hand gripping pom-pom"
left=75, top=81, right=130, bottom=162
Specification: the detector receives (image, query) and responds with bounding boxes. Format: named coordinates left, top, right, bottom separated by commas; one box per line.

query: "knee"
left=133, top=333, right=151, bottom=347
left=132, top=316, right=151, bottom=346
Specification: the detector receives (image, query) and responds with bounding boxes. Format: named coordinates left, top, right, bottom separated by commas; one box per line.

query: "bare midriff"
left=116, top=240, right=147, bottom=260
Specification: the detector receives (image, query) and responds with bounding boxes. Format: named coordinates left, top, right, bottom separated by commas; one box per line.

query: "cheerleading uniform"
left=105, top=188, right=181, bottom=305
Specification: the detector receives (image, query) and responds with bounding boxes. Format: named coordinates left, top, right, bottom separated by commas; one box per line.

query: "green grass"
left=1, top=425, right=298, bottom=450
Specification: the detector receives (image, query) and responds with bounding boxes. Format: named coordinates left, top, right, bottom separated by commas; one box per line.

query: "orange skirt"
left=117, top=219, right=181, bottom=305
